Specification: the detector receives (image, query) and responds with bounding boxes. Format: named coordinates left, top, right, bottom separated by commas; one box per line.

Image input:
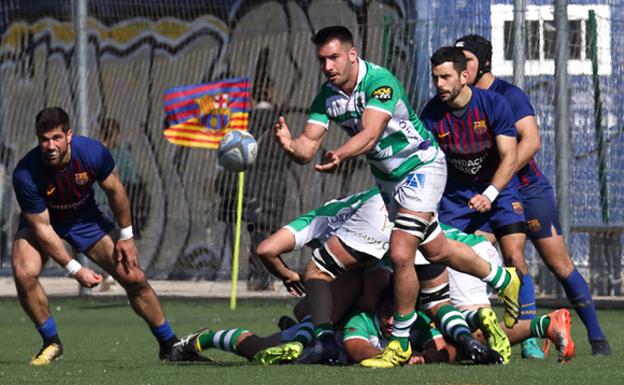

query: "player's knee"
left=117, top=270, right=148, bottom=293
left=420, top=283, right=450, bottom=311
left=11, top=263, right=39, bottom=287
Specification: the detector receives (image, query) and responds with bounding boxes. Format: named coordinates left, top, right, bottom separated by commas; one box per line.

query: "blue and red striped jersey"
left=488, top=78, right=544, bottom=189
left=13, top=135, right=115, bottom=223
left=420, top=87, right=516, bottom=185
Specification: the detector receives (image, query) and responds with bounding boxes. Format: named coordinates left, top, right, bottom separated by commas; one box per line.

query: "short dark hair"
left=430, top=47, right=467, bottom=74
left=311, top=25, right=354, bottom=47
left=35, top=107, right=70, bottom=133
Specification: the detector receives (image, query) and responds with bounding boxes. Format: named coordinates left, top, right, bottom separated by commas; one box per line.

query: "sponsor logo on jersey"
left=46, top=185, right=56, bottom=196
left=473, top=119, right=487, bottom=134
left=448, top=154, right=487, bottom=175
left=406, top=173, right=426, bottom=189
left=371, top=86, right=393, bottom=102
left=512, top=201, right=524, bottom=214
left=527, top=219, right=541, bottom=232
left=74, top=172, right=89, bottom=186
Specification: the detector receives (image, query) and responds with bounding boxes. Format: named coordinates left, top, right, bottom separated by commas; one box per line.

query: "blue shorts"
left=439, top=182, right=526, bottom=234
left=518, top=180, right=562, bottom=240
left=19, top=213, right=115, bottom=253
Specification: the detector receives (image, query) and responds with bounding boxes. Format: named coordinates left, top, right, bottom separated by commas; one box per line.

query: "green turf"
left=0, top=297, right=621, bottom=385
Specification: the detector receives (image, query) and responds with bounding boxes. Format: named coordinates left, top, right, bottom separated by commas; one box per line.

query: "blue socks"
left=151, top=320, right=175, bottom=345
left=36, top=316, right=59, bottom=344
left=561, top=269, right=605, bottom=341
left=519, top=274, right=537, bottom=320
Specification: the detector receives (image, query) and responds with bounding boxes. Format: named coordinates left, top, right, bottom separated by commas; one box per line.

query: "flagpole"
left=230, top=170, right=245, bottom=310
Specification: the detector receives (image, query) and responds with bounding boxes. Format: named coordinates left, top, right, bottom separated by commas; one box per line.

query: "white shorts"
left=284, top=188, right=391, bottom=260
left=414, top=241, right=502, bottom=306
left=376, top=154, right=447, bottom=220
left=448, top=241, right=503, bottom=307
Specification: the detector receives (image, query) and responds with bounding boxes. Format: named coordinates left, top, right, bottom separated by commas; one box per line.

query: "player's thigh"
left=85, top=234, right=145, bottom=284
left=377, top=157, right=446, bottom=220
left=307, top=235, right=371, bottom=280
left=11, top=228, right=48, bottom=278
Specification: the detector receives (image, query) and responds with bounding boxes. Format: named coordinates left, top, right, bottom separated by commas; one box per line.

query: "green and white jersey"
left=308, top=59, right=440, bottom=181
left=284, top=187, right=384, bottom=250
left=439, top=222, right=488, bottom=247
left=342, top=310, right=442, bottom=354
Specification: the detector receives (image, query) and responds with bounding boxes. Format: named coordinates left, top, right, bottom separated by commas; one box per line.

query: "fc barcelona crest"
left=527, top=219, right=541, bottom=233
left=74, top=172, right=89, bottom=186
left=473, top=119, right=487, bottom=134
left=512, top=201, right=524, bottom=214
left=196, top=94, right=231, bottom=130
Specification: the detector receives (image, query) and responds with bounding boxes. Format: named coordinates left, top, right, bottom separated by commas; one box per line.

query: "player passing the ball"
left=274, top=25, right=522, bottom=368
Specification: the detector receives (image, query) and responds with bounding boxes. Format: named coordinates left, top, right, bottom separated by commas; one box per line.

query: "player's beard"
left=42, top=144, right=70, bottom=169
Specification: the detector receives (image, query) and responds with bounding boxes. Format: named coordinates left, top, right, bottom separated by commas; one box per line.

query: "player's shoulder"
left=420, top=96, right=445, bottom=120
left=13, top=146, right=41, bottom=179
left=490, top=78, right=530, bottom=102
left=71, top=135, right=108, bottom=156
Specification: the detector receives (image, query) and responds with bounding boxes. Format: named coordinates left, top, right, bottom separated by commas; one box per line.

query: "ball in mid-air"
left=217, top=130, right=257, bottom=172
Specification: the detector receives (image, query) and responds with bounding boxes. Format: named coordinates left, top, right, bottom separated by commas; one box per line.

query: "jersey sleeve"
left=12, top=166, right=46, bottom=214
left=364, top=70, right=401, bottom=116
left=307, top=87, right=330, bottom=128
left=505, top=86, right=535, bottom=122
left=490, top=93, right=517, bottom=138
left=342, top=312, right=376, bottom=342
left=84, top=139, right=116, bottom=182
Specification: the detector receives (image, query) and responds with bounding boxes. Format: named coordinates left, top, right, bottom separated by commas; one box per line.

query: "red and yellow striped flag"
left=163, top=78, right=251, bottom=149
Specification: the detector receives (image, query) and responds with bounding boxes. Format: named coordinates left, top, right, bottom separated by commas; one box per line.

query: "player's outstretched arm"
left=99, top=169, right=138, bottom=270
left=315, top=108, right=389, bottom=173
left=515, top=115, right=541, bottom=171
left=23, top=211, right=102, bottom=287
left=274, top=116, right=326, bottom=164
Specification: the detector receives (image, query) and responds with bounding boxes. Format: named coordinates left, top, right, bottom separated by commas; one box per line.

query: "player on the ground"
left=11, top=107, right=206, bottom=365
left=454, top=34, right=611, bottom=356
left=274, top=25, right=521, bottom=368
left=258, top=187, right=511, bottom=366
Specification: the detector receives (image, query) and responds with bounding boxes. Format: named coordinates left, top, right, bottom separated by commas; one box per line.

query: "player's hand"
left=315, top=151, right=340, bottom=173
left=73, top=267, right=103, bottom=288
left=282, top=271, right=305, bottom=297
left=468, top=193, right=492, bottom=213
left=274, top=116, right=294, bottom=153
left=114, top=238, right=139, bottom=273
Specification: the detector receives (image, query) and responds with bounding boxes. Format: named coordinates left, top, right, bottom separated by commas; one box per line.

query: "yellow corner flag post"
left=230, top=170, right=245, bottom=310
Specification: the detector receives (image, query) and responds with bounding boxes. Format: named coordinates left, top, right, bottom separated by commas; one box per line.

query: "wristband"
left=482, top=185, right=500, bottom=203
left=119, top=225, right=134, bottom=240
left=64, top=259, right=82, bottom=276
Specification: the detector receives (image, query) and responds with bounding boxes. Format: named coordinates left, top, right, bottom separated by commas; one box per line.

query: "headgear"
left=454, top=34, right=492, bottom=82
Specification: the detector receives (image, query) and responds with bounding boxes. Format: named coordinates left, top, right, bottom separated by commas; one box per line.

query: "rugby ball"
left=217, top=130, right=257, bottom=172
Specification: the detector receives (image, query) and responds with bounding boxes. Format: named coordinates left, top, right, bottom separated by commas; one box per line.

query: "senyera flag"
left=163, top=77, right=251, bottom=149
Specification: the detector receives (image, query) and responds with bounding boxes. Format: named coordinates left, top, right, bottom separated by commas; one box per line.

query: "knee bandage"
left=311, top=243, right=345, bottom=279
left=393, top=212, right=430, bottom=241
left=420, top=283, right=450, bottom=310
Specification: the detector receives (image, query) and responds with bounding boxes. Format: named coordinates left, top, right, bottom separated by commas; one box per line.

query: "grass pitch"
left=0, top=297, right=621, bottom=385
